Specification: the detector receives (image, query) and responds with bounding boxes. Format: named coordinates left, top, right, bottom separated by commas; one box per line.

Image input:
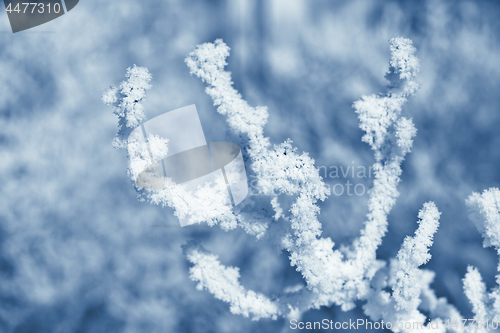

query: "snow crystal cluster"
left=103, top=38, right=500, bottom=332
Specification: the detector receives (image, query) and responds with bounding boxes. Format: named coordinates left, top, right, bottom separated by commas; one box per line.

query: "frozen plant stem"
left=464, top=188, right=500, bottom=327
left=104, top=38, right=500, bottom=333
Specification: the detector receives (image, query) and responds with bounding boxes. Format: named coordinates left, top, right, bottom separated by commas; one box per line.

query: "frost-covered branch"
left=351, top=37, right=419, bottom=279
left=297, top=37, right=422, bottom=311
left=363, top=203, right=463, bottom=333
left=392, top=202, right=440, bottom=312
left=102, top=65, right=152, bottom=149
left=184, top=37, right=428, bottom=318
left=104, top=38, right=500, bottom=332
left=184, top=244, right=281, bottom=321
left=102, top=61, right=273, bottom=234
left=464, top=188, right=500, bottom=325
left=463, top=266, right=489, bottom=325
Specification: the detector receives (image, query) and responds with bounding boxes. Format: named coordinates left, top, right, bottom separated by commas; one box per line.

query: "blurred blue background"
left=0, top=0, right=499, bottom=332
